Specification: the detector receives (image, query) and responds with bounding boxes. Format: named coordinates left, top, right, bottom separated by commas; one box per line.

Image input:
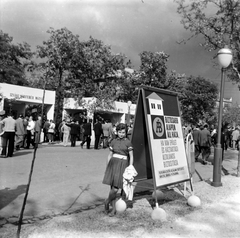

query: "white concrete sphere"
left=151, top=207, right=167, bottom=221
left=187, top=195, right=201, bottom=207
left=115, top=199, right=127, bottom=213
left=152, top=190, right=165, bottom=200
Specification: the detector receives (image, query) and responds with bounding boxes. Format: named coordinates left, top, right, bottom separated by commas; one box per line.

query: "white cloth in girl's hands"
left=123, top=165, right=138, bottom=181
left=123, top=165, right=138, bottom=200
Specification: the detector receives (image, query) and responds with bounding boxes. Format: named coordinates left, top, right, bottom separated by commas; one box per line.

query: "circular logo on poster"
left=153, top=117, right=165, bottom=137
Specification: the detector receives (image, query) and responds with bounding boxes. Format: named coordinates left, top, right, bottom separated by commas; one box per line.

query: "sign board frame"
left=131, top=86, right=191, bottom=189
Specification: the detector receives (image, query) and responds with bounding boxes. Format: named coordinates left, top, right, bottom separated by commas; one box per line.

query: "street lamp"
left=127, top=100, right=132, bottom=126
left=212, top=46, right=233, bottom=187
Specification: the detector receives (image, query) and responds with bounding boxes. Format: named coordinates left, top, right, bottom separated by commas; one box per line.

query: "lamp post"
left=211, top=46, right=233, bottom=187
left=127, top=100, right=132, bottom=126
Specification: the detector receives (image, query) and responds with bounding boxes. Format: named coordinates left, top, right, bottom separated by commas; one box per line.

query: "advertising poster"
left=132, top=87, right=190, bottom=187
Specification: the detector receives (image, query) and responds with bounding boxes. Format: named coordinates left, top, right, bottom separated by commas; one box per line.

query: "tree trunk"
left=54, top=69, right=63, bottom=124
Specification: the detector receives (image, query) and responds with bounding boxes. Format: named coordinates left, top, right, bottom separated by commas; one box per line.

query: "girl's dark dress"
left=103, top=137, right=133, bottom=189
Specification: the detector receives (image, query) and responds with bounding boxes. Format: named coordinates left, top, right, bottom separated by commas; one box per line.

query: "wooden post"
left=16, top=72, right=46, bottom=237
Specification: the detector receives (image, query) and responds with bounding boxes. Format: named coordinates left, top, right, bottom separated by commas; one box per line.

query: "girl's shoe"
left=108, top=210, right=116, bottom=217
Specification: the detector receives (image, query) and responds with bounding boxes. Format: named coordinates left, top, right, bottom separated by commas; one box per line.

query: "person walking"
left=127, top=121, right=133, bottom=140
left=26, top=116, right=35, bottom=149
left=15, top=114, right=25, bottom=150
left=102, top=123, right=134, bottom=216
left=231, top=127, right=239, bottom=150
left=102, top=119, right=112, bottom=148
left=225, top=126, right=232, bottom=149
left=0, top=110, right=6, bottom=156
left=94, top=118, right=103, bottom=150
left=43, top=119, right=50, bottom=143
left=210, top=126, right=217, bottom=146
left=81, top=119, right=92, bottom=149
left=111, top=123, right=118, bottom=140
left=48, top=120, right=55, bottom=144
left=61, top=120, right=70, bottom=146
left=22, top=115, right=29, bottom=148
left=1, top=112, right=16, bottom=157
left=34, top=115, right=42, bottom=146
left=199, top=124, right=212, bottom=165
left=66, top=120, right=80, bottom=147
left=58, top=120, right=64, bottom=142
left=192, top=124, right=201, bottom=162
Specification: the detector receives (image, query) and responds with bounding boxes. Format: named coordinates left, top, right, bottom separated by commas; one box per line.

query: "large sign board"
left=132, top=86, right=190, bottom=188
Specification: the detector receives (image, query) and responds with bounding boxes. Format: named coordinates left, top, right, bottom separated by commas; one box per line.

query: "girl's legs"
left=105, top=186, right=118, bottom=215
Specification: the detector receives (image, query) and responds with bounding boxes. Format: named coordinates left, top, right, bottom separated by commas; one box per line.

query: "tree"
left=71, top=37, right=128, bottom=112
left=175, top=0, right=240, bottom=177
left=36, top=27, right=82, bottom=123
left=35, top=30, right=131, bottom=121
left=179, top=75, right=218, bottom=125
left=79, top=37, right=126, bottom=97
left=175, top=0, right=240, bottom=83
left=0, top=30, right=32, bottom=85
left=222, top=103, right=240, bottom=125
left=138, top=51, right=169, bottom=88
left=121, top=51, right=184, bottom=103
left=113, top=69, right=140, bottom=103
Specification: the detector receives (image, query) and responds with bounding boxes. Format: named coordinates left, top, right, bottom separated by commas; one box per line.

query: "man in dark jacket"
left=81, top=119, right=92, bottom=149
left=192, top=124, right=201, bottom=162
left=43, top=119, right=50, bottom=143
left=34, top=115, right=42, bottom=146
left=66, top=120, right=80, bottom=147
left=1, top=112, right=16, bottom=157
left=93, top=118, right=103, bottom=150
left=199, top=124, right=212, bottom=165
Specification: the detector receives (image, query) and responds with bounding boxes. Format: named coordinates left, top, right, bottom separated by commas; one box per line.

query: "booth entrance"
left=63, top=97, right=136, bottom=125
left=62, top=109, right=87, bottom=124
left=3, top=99, right=54, bottom=120
left=0, top=83, right=56, bottom=119
left=94, top=111, right=124, bottom=125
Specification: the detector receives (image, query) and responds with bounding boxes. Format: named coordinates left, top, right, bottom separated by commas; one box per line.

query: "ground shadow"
left=0, top=185, right=27, bottom=210
left=13, top=151, right=33, bottom=157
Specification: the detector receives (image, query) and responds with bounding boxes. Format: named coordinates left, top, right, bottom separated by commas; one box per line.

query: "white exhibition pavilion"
left=63, top=97, right=136, bottom=125
left=0, top=83, right=56, bottom=119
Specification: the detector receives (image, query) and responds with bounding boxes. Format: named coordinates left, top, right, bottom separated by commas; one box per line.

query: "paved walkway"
left=0, top=142, right=239, bottom=222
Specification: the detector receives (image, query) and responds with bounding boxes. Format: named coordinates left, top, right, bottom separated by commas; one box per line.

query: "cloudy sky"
left=1, top=0, right=239, bottom=103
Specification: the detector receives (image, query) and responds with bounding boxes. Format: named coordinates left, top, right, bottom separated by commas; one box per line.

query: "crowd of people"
left=0, top=110, right=42, bottom=158
left=0, top=109, right=134, bottom=157
left=54, top=117, right=133, bottom=150
left=184, top=123, right=240, bottom=165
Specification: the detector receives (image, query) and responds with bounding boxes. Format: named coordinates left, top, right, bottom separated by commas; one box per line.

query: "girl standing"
left=102, top=123, right=134, bottom=216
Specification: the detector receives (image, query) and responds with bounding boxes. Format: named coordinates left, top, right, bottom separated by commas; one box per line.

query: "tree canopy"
left=138, top=51, right=169, bottom=88
left=175, top=0, right=240, bottom=83
left=177, top=75, right=218, bottom=125
left=35, top=27, right=82, bottom=122
left=1, top=27, right=221, bottom=125
left=0, top=30, right=32, bottom=85
left=223, top=103, right=240, bottom=126
left=32, top=28, right=129, bottom=123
